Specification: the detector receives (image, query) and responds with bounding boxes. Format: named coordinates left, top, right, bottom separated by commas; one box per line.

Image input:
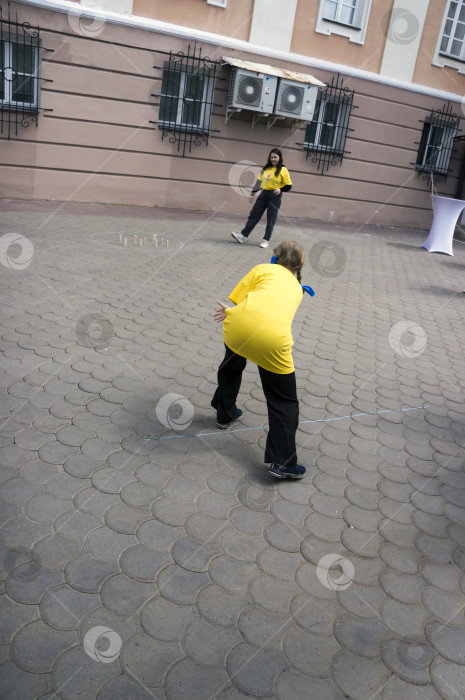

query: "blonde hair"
left=273, top=240, right=305, bottom=284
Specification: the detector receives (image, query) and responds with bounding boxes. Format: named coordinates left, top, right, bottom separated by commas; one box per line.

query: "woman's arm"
left=214, top=300, right=230, bottom=323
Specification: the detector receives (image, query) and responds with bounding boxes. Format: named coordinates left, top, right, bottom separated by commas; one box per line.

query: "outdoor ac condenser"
left=273, top=79, right=319, bottom=120
left=228, top=69, right=278, bottom=114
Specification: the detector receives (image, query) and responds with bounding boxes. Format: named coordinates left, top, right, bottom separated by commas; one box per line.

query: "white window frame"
left=0, top=39, right=39, bottom=109
left=207, top=0, right=227, bottom=7
left=315, top=0, right=372, bottom=44
left=158, top=67, right=215, bottom=135
left=433, top=0, right=465, bottom=74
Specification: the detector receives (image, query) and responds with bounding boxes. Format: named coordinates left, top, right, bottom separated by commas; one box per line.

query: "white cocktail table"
left=422, top=195, right=465, bottom=256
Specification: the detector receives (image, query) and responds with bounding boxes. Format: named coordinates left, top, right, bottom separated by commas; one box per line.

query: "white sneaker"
left=259, top=239, right=269, bottom=248
left=231, top=232, right=244, bottom=244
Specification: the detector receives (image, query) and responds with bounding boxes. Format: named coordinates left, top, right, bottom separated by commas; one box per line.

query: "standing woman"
left=211, top=240, right=307, bottom=479
left=231, top=148, right=292, bottom=249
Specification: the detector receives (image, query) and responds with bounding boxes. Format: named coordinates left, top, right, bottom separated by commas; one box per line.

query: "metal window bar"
left=412, top=102, right=461, bottom=183
left=151, top=42, right=221, bottom=157
left=0, top=0, right=53, bottom=139
left=297, top=74, right=356, bottom=173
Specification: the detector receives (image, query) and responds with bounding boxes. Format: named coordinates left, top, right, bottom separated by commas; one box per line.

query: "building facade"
left=1, top=0, right=465, bottom=228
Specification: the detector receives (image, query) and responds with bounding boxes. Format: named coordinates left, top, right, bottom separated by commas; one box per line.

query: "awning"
left=222, top=56, right=325, bottom=87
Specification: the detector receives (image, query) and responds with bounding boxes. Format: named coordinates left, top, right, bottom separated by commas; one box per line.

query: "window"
left=158, top=63, right=214, bottom=135
left=316, top=0, right=371, bottom=43
left=440, top=0, right=465, bottom=61
left=153, top=45, right=219, bottom=156
left=305, top=97, right=351, bottom=154
left=323, top=0, right=358, bottom=27
left=1, top=39, right=39, bottom=109
left=301, top=75, right=355, bottom=172
left=415, top=110, right=459, bottom=178
left=0, top=4, right=53, bottom=139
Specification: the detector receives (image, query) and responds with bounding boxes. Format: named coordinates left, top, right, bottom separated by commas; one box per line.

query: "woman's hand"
left=214, top=300, right=229, bottom=323
left=273, top=189, right=281, bottom=195
left=249, top=195, right=255, bottom=203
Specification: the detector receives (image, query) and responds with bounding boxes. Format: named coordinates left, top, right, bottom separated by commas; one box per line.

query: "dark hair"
left=273, top=240, right=305, bottom=284
left=263, top=148, right=284, bottom=177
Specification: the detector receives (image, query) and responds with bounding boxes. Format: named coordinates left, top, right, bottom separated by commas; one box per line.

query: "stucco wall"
left=0, top=2, right=464, bottom=230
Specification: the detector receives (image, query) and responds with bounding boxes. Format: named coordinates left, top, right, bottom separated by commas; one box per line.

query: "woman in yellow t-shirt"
left=231, top=148, right=292, bottom=250
left=211, top=241, right=307, bottom=480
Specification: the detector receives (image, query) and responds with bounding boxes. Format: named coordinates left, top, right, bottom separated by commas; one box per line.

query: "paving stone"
left=65, top=554, right=119, bottom=593
left=345, top=484, right=379, bottom=510
left=379, top=542, right=421, bottom=575
left=157, top=564, right=209, bottom=604
left=32, top=533, right=82, bottom=571
left=444, top=503, right=465, bottom=528
left=379, top=570, right=424, bottom=605
left=341, top=526, right=382, bottom=558
left=380, top=597, right=430, bottom=638
left=264, top=522, right=306, bottom=553
left=0, top=515, right=50, bottom=552
left=86, top=527, right=135, bottom=562
left=333, top=649, right=392, bottom=699
left=379, top=519, right=418, bottom=548
left=0, top=477, right=42, bottom=506
left=0, top=661, right=51, bottom=699
left=0, top=596, right=38, bottom=644
left=425, top=620, right=465, bottom=665
left=52, top=646, right=120, bottom=700
left=25, top=493, right=72, bottom=524
left=226, top=643, right=287, bottom=697
left=183, top=617, right=242, bottom=665
left=418, top=561, right=461, bottom=592
left=430, top=659, right=465, bottom=700
left=421, top=586, right=465, bottom=625
left=275, top=670, right=344, bottom=700
left=334, top=613, right=387, bottom=658
left=249, top=573, right=300, bottom=614
left=74, top=487, right=120, bottom=517
left=141, top=596, right=198, bottom=640
left=38, top=440, right=78, bottom=465
left=101, top=573, right=154, bottom=616
left=381, top=676, right=442, bottom=700
left=11, top=619, right=76, bottom=673
left=255, top=548, right=303, bottom=583
left=40, top=584, right=99, bottom=630
left=378, top=497, right=416, bottom=525
left=171, top=536, right=221, bottom=571
left=209, top=556, right=258, bottom=593
left=137, top=519, right=184, bottom=552
left=165, top=657, right=226, bottom=699
left=310, top=492, right=347, bottom=518
left=415, top=533, right=454, bottom=564
left=381, top=635, right=434, bottom=685
left=53, top=509, right=102, bottom=542
left=0, top=444, right=35, bottom=469
left=291, top=592, right=341, bottom=635
left=99, top=675, right=166, bottom=700
left=337, top=582, right=386, bottom=619
left=283, top=625, right=341, bottom=678
left=229, top=506, right=273, bottom=536
left=104, top=501, right=151, bottom=534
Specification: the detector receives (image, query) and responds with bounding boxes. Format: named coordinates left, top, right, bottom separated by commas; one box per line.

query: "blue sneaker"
left=216, top=409, right=242, bottom=430
left=269, top=463, right=306, bottom=479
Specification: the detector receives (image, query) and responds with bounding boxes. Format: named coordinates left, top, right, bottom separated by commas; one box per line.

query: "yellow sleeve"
left=257, top=169, right=265, bottom=183
left=228, top=266, right=259, bottom=305
left=280, top=167, right=292, bottom=187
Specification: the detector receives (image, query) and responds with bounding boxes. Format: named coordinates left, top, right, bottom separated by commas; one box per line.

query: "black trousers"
left=241, top=190, right=282, bottom=241
left=211, top=345, right=299, bottom=467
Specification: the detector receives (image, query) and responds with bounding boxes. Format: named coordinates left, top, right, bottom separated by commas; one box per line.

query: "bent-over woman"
left=212, top=240, right=306, bottom=479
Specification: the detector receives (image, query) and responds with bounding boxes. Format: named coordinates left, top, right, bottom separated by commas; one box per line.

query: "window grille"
left=413, top=103, right=461, bottom=182
left=440, top=0, right=465, bottom=62
left=151, top=43, right=221, bottom=157
left=0, top=0, right=53, bottom=138
left=298, top=74, right=356, bottom=173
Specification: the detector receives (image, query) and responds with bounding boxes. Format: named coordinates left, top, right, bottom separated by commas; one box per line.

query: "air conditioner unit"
left=228, top=69, right=278, bottom=114
left=273, top=79, right=319, bottom=120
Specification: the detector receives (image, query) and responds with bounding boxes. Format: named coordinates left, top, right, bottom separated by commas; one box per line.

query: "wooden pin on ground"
left=134, top=234, right=138, bottom=243
left=140, top=239, right=143, bottom=246
left=124, top=237, right=127, bottom=246
left=152, top=234, right=157, bottom=243
left=118, top=233, right=122, bottom=242
left=166, top=239, right=169, bottom=248
left=160, top=237, right=164, bottom=246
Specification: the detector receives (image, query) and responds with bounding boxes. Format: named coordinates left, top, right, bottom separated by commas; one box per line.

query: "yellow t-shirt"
left=223, top=263, right=303, bottom=374
left=258, top=166, right=292, bottom=191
